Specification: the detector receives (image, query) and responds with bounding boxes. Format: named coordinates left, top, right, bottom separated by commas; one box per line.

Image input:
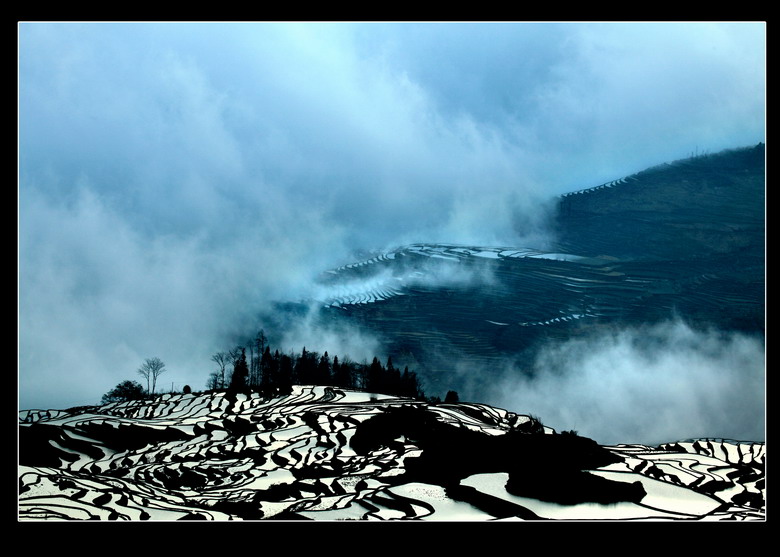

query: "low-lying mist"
left=486, top=318, right=765, bottom=445
left=308, top=249, right=501, bottom=307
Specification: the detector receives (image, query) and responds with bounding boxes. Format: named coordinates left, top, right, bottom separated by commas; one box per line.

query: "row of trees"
left=208, top=330, right=426, bottom=400
left=101, top=331, right=445, bottom=405
left=101, top=357, right=177, bottom=403
left=101, top=377, right=192, bottom=404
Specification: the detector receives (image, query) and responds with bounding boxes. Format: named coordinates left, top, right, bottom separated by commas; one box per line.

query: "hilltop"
left=555, top=144, right=765, bottom=260
left=19, top=387, right=764, bottom=521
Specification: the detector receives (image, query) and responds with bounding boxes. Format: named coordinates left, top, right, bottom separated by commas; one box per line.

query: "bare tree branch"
left=137, top=357, right=166, bottom=396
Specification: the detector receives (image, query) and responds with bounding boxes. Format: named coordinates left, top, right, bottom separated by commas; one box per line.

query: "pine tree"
left=251, top=329, right=267, bottom=388
left=295, top=347, right=308, bottom=384
left=278, top=353, right=294, bottom=395
left=229, top=348, right=249, bottom=392
left=260, top=346, right=274, bottom=397
left=256, top=329, right=267, bottom=356
left=367, top=357, right=384, bottom=393
left=386, top=356, right=401, bottom=396
left=333, top=356, right=355, bottom=389
left=317, top=351, right=332, bottom=385
left=400, top=366, right=423, bottom=400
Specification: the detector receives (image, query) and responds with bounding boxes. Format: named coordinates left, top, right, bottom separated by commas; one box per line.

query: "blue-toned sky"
left=19, top=22, right=765, bottom=427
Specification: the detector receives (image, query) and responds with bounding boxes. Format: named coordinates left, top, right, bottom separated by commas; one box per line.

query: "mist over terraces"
left=300, top=145, right=765, bottom=398
left=18, top=22, right=766, bottom=523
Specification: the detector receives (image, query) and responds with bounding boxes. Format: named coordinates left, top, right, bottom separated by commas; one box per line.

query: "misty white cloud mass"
left=19, top=22, right=765, bottom=412
left=491, top=319, right=765, bottom=445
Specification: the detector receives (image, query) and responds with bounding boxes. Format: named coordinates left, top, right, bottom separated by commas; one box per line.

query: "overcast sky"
left=18, top=22, right=765, bottom=412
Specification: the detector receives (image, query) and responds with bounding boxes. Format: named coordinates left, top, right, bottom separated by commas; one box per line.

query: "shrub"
left=101, top=380, right=146, bottom=404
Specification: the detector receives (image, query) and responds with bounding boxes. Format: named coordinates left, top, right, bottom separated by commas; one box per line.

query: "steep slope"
left=19, top=389, right=765, bottom=521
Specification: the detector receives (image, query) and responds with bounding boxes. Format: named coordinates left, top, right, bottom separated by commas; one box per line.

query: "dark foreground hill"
left=19, top=387, right=765, bottom=521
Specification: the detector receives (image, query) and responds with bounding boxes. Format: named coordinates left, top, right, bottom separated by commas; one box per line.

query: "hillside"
left=302, top=145, right=765, bottom=396
left=19, top=387, right=765, bottom=521
left=555, top=144, right=765, bottom=260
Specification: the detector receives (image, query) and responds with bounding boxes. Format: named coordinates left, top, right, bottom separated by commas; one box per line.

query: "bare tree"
left=256, top=329, right=267, bottom=355
left=137, top=357, right=166, bottom=396
left=206, top=372, right=221, bottom=390
left=211, top=351, right=231, bottom=389
left=228, top=346, right=243, bottom=362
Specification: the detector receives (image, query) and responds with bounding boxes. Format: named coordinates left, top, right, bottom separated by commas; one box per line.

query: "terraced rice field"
left=19, top=387, right=765, bottom=521
left=314, top=245, right=760, bottom=389
left=308, top=146, right=764, bottom=393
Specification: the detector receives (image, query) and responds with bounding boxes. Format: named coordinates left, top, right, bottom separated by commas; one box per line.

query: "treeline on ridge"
left=100, top=330, right=442, bottom=406
left=208, top=330, right=426, bottom=401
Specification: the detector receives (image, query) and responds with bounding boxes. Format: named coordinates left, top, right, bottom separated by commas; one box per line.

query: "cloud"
left=359, top=22, right=766, bottom=187
left=488, top=319, right=766, bottom=445
left=270, top=304, right=383, bottom=365
left=18, top=22, right=765, bottom=409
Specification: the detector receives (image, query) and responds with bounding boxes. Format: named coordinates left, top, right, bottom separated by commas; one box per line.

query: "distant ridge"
left=561, top=175, right=636, bottom=198
left=561, top=144, right=763, bottom=199
left=555, top=143, right=765, bottom=260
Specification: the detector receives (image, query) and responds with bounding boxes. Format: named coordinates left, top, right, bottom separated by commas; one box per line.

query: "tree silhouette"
left=386, top=357, right=401, bottom=395
left=366, top=357, right=384, bottom=393
left=206, top=372, right=221, bottom=390
left=247, top=340, right=256, bottom=388
left=229, top=348, right=249, bottom=392
left=204, top=333, right=431, bottom=401
left=259, top=346, right=275, bottom=396
left=137, top=357, right=166, bottom=396
left=102, top=380, right=145, bottom=404
left=211, top=351, right=231, bottom=389
left=278, top=353, right=294, bottom=395
left=400, top=367, right=423, bottom=399
left=295, top=347, right=318, bottom=385
left=334, top=356, right=357, bottom=389
left=316, top=352, right=332, bottom=385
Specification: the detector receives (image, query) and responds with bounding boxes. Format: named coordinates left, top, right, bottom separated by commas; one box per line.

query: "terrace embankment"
left=19, top=388, right=765, bottom=520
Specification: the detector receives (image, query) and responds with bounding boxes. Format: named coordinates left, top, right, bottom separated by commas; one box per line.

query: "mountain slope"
left=302, top=145, right=764, bottom=397
left=19, top=388, right=765, bottom=521
left=555, top=144, right=765, bottom=261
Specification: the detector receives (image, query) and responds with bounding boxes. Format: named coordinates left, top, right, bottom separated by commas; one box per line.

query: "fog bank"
left=489, top=319, right=765, bottom=445
left=18, top=22, right=765, bottom=409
